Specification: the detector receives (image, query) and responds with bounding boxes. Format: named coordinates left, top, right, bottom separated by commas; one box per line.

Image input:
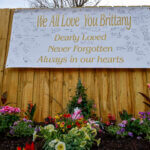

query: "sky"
left=1, top=0, right=150, bottom=8
left=0, top=0, right=29, bottom=8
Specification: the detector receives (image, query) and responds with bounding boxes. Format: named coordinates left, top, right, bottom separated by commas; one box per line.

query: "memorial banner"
left=6, top=7, right=150, bottom=68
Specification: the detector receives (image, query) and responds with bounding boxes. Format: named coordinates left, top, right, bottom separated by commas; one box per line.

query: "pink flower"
left=55, top=124, right=58, bottom=128
left=131, top=118, right=136, bottom=121
left=88, top=119, right=96, bottom=124
left=147, top=83, right=150, bottom=89
left=140, top=120, right=144, bottom=124
left=122, top=120, right=128, bottom=125
left=71, top=107, right=83, bottom=120
left=77, top=96, right=82, bottom=104
left=0, top=106, right=20, bottom=114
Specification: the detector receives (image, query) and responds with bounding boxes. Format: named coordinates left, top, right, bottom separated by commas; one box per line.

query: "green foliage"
left=10, top=120, right=34, bottom=137
left=25, top=103, right=36, bottom=121
left=107, top=126, right=121, bottom=137
left=126, top=119, right=143, bottom=136
left=119, top=110, right=132, bottom=121
left=0, top=114, right=19, bottom=133
left=67, top=80, right=95, bottom=119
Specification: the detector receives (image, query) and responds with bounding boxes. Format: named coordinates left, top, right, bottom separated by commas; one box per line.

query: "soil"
left=97, top=133, right=150, bottom=150
left=0, top=129, right=150, bottom=150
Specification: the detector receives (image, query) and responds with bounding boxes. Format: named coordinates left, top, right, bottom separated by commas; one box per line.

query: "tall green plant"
left=25, top=103, right=36, bottom=121
left=67, top=80, right=96, bottom=119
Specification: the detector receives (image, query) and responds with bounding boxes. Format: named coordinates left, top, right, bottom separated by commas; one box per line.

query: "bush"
left=0, top=114, right=20, bottom=133
left=0, top=106, right=20, bottom=133
left=9, top=118, right=34, bottom=137
left=67, top=80, right=96, bottom=119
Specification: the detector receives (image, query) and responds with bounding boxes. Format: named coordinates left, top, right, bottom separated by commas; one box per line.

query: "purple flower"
left=23, top=118, right=27, bottom=122
left=28, top=124, right=32, bottom=128
left=139, top=112, right=145, bottom=115
left=120, top=128, right=125, bottom=133
left=13, top=121, right=20, bottom=126
left=147, top=112, right=150, bottom=115
left=118, top=123, right=125, bottom=128
left=128, top=132, right=133, bottom=137
left=35, top=127, right=40, bottom=132
left=10, top=129, right=14, bottom=135
left=137, top=136, right=142, bottom=140
left=117, top=130, right=121, bottom=135
left=27, top=120, right=32, bottom=123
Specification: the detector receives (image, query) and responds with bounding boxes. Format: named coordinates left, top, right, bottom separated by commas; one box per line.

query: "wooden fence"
left=0, top=9, right=149, bottom=122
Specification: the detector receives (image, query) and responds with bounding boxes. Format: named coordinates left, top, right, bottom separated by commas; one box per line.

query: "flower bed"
left=0, top=80, right=150, bottom=150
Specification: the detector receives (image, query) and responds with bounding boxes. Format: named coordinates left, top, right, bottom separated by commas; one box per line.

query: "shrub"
left=9, top=118, right=34, bottom=137
left=0, top=106, right=20, bottom=133
left=67, top=80, right=96, bottom=119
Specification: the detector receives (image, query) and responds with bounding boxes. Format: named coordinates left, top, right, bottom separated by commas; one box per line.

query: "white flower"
left=49, top=139, right=59, bottom=148
left=55, top=141, right=66, bottom=150
left=33, top=131, right=37, bottom=142
left=44, top=124, right=55, bottom=132
left=49, top=141, right=55, bottom=147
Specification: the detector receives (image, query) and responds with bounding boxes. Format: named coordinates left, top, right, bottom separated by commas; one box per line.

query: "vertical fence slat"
left=2, top=10, right=19, bottom=107
left=50, top=69, right=63, bottom=117
left=132, top=70, right=147, bottom=117
left=63, top=69, right=79, bottom=110
left=17, top=69, right=34, bottom=116
left=0, top=9, right=10, bottom=105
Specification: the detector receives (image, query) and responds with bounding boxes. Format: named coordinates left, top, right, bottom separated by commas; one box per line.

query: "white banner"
left=6, top=7, right=150, bottom=68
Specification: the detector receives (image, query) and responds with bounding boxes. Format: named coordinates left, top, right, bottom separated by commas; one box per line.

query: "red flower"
left=105, top=121, right=111, bottom=126
left=25, top=142, right=35, bottom=150
left=67, top=125, right=72, bottom=129
left=66, top=114, right=71, bottom=118
left=76, top=121, right=81, bottom=127
left=31, top=142, right=35, bottom=150
left=17, top=147, right=22, bottom=150
left=30, top=104, right=33, bottom=108
left=63, top=114, right=67, bottom=118
left=108, top=114, right=116, bottom=121
left=83, top=121, right=88, bottom=124
left=48, top=116, right=52, bottom=120
left=25, top=143, right=31, bottom=150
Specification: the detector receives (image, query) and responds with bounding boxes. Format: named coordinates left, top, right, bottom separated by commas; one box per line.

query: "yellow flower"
left=57, top=122, right=60, bottom=125
left=60, top=123, right=64, bottom=128
left=55, top=115, right=60, bottom=119
left=55, top=142, right=66, bottom=150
